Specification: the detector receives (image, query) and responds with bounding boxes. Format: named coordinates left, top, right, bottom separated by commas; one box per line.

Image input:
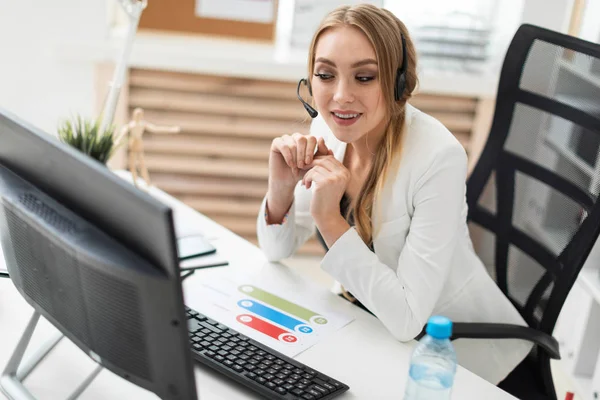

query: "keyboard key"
left=312, top=385, right=329, bottom=395
left=330, top=380, right=343, bottom=389
left=302, top=394, right=315, bottom=400
left=291, top=388, right=304, bottom=396
left=256, top=377, right=267, bottom=385
left=275, top=387, right=287, bottom=395
left=246, top=372, right=257, bottom=380
left=265, top=382, right=277, bottom=390
left=233, top=365, right=244, bottom=373
left=322, top=382, right=336, bottom=392
left=283, top=383, right=294, bottom=390
left=187, top=320, right=202, bottom=333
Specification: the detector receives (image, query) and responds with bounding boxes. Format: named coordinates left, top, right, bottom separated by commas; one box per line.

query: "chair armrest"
left=451, top=323, right=560, bottom=360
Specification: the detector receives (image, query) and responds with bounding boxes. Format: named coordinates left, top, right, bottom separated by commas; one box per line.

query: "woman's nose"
left=333, top=79, right=355, bottom=104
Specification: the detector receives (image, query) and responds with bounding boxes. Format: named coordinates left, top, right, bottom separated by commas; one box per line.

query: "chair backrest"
left=467, top=24, right=600, bottom=338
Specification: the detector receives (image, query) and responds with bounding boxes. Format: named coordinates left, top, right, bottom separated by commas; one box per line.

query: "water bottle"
left=404, top=315, right=457, bottom=400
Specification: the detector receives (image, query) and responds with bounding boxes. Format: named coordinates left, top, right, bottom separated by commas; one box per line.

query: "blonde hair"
left=307, top=5, right=418, bottom=302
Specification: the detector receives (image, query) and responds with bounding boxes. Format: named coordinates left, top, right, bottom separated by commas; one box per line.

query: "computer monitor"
left=0, top=107, right=198, bottom=400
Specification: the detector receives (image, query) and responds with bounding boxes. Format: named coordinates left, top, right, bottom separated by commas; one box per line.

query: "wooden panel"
left=138, top=0, right=277, bottom=41
left=129, top=88, right=306, bottom=121
left=145, top=154, right=269, bottom=179
left=143, top=134, right=272, bottom=160
left=140, top=110, right=309, bottom=139
left=130, top=69, right=297, bottom=99
left=128, top=68, right=479, bottom=256
left=151, top=174, right=267, bottom=199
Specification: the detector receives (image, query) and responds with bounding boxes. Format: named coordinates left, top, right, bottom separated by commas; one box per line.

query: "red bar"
left=236, top=314, right=298, bottom=343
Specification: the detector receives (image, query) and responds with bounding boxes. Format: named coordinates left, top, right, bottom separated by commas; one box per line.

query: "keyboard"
left=186, top=306, right=350, bottom=400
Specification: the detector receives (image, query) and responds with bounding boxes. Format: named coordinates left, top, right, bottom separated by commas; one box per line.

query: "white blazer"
left=256, top=104, right=532, bottom=384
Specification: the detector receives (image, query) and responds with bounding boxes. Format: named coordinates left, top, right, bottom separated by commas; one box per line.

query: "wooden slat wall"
left=128, top=68, right=478, bottom=256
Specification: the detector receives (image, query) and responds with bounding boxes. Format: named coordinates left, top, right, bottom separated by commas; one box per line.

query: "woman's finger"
left=303, top=165, right=328, bottom=189
left=281, top=135, right=298, bottom=173
left=304, top=135, right=318, bottom=165
left=315, top=137, right=329, bottom=156
left=293, top=133, right=307, bottom=169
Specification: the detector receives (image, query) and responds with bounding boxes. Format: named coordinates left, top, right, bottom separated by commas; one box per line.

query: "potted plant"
left=57, top=115, right=121, bottom=165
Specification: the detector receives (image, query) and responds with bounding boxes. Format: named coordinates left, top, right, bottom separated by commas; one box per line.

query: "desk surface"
left=0, top=177, right=516, bottom=399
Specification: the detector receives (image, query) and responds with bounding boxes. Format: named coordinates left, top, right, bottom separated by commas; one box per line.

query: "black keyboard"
left=186, top=306, right=349, bottom=400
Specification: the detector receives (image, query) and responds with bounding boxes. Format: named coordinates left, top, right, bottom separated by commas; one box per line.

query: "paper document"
left=183, top=273, right=354, bottom=357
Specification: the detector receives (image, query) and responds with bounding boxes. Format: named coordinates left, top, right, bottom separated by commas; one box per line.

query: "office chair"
left=456, top=24, right=600, bottom=400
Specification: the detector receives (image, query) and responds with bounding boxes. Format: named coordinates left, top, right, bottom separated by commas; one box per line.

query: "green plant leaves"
left=57, top=115, right=119, bottom=164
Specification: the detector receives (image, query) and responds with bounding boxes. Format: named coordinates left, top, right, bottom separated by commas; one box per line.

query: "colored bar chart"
left=237, top=314, right=298, bottom=343
left=238, top=299, right=314, bottom=334
left=238, top=285, right=328, bottom=325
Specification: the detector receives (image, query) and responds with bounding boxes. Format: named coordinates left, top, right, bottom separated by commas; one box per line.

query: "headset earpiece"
left=395, top=34, right=408, bottom=102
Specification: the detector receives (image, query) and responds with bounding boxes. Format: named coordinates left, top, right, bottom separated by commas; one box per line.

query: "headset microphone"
left=297, top=78, right=318, bottom=118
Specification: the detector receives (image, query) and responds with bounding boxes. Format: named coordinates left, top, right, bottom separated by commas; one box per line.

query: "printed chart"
left=184, top=277, right=354, bottom=357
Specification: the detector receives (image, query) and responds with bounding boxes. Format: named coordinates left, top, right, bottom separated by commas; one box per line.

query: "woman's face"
left=312, top=25, right=387, bottom=144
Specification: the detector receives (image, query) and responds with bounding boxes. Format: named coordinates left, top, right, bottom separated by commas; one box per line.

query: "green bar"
left=238, top=285, right=327, bottom=324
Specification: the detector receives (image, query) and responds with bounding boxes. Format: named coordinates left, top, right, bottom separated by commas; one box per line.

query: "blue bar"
left=237, top=299, right=314, bottom=334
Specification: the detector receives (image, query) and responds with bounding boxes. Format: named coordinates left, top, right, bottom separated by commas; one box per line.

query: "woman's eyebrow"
left=315, top=57, right=378, bottom=68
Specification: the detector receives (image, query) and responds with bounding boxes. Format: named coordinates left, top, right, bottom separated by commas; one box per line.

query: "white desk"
left=0, top=178, right=516, bottom=399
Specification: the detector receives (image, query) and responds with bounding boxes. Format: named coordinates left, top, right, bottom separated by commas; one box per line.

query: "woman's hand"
left=269, top=133, right=330, bottom=191
left=302, top=155, right=350, bottom=223
left=266, top=133, right=330, bottom=224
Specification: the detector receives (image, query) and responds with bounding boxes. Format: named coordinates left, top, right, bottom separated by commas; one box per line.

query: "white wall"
left=0, top=0, right=109, bottom=135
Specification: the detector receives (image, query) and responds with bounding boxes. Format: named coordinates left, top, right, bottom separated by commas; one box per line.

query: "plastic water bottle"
left=404, top=316, right=457, bottom=400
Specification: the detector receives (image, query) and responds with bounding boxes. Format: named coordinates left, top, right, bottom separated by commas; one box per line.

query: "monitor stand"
left=1, top=311, right=103, bottom=400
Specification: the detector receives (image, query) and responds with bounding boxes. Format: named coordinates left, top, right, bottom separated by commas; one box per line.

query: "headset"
left=297, top=34, right=408, bottom=119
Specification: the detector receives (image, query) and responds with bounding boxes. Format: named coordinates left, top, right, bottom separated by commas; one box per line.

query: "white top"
left=256, top=104, right=533, bottom=385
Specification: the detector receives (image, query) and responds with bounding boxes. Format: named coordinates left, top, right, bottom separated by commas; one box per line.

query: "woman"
left=256, top=4, right=532, bottom=385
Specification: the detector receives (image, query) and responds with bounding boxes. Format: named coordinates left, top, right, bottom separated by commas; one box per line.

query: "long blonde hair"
left=308, top=5, right=418, bottom=249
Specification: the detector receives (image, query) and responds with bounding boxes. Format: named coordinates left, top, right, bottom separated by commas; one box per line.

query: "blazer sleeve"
left=256, top=116, right=330, bottom=261
left=321, top=143, right=468, bottom=341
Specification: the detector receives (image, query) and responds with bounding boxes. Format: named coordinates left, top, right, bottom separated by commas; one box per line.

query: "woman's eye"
left=314, top=73, right=333, bottom=81
left=357, top=76, right=375, bottom=82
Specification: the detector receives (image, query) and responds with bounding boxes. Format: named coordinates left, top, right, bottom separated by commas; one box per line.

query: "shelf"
left=579, top=268, right=600, bottom=305
left=560, top=59, right=600, bottom=89
left=545, top=134, right=595, bottom=178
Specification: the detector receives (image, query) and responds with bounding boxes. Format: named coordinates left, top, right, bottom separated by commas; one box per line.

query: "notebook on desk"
left=178, top=234, right=229, bottom=271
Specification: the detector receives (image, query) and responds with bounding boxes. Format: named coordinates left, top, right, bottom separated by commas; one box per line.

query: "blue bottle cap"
left=426, top=315, right=453, bottom=339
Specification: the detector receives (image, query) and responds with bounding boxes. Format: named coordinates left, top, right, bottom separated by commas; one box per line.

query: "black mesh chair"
left=457, top=24, right=600, bottom=399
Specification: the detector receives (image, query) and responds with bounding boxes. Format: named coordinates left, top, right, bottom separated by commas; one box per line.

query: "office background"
left=0, top=0, right=599, bottom=399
